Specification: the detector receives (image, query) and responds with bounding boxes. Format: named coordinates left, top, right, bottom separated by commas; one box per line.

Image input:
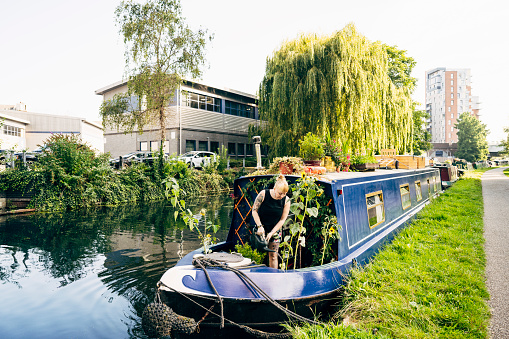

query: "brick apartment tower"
left=425, top=68, right=480, bottom=143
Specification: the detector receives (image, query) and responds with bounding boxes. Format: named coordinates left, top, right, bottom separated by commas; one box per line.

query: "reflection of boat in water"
left=146, top=168, right=442, bottom=337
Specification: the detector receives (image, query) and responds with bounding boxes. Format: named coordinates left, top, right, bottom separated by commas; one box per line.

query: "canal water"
left=0, top=194, right=233, bottom=339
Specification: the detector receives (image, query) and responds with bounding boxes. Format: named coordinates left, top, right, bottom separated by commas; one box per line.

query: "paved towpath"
left=482, top=167, right=509, bottom=338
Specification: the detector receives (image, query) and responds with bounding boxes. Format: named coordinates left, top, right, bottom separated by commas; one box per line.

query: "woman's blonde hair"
left=274, top=174, right=289, bottom=193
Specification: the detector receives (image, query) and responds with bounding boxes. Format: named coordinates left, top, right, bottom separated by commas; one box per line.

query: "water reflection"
left=0, top=194, right=233, bottom=338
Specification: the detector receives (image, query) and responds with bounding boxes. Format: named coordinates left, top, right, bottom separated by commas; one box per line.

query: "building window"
left=2, top=124, right=22, bottom=137
left=237, top=143, right=245, bottom=156
left=451, top=126, right=454, bottom=132
left=225, top=100, right=255, bottom=119
left=246, top=144, right=254, bottom=156
left=210, top=141, right=219, bottom=154
left=448, top=120, right=451, bottom=125
left=448, top=107, right=451, bottom=112
left=186, top=140, right=196, bottom=152
left=183, top=91, right=221, bottom=112
left=449, top=133, right=452, bottom=138
left=400, top=184, right=411, bottom=210
left=228, top=142, right=236, bottom=155
left=198, top=141, right=208, bottom=151
left=457, top=93, right=460, bottom=98
left=163, top=140, right=170, bottom=154
left=451, top=80, right=454, bottom=85
left=366, top=191, right=385, bottom=228
left=451, top=73, right=454, bottom=79
left=451, top=113, right=454, bottom=118
left=451, top=100, right=454, bottom=105
left=451, top=93, right=454, bottom=99
left=150, top=141, right=159, bottom=151
left=140, top=141, right=148, bottom=151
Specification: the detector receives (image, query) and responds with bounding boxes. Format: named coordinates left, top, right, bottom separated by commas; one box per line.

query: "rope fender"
left=142, top=293, right=197, bottom=338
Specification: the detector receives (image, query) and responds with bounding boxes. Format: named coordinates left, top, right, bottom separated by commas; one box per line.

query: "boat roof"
left=312, top=168, right=437, bottom=183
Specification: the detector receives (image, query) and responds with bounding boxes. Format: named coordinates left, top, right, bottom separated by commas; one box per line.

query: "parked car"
left=178, top=151, right=217, bottom=169
left=110, top=151, right=166, bottom=169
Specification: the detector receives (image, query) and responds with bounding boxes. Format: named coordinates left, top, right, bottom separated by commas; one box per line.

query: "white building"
left=0, top=104, right=103, bottom=153
left=425, top=68, right=480, bottom=144
left=0, top=112, right=29, bottom=150
left=95, top=79, right=261, bottom=158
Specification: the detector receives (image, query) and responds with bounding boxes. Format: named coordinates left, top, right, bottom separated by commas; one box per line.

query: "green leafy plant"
left=166, top=177, right=220, bottom=253
left=299, top=132, right=325, bottom=161
left=280, top=173, right=323, bottom=270
left=234, top=243, right=266, bottom=265
left=351, top=153, right=377, bottom=165
left=320, top=215, right=341, bottom=265
left=270, top=156, right=305, bottom=174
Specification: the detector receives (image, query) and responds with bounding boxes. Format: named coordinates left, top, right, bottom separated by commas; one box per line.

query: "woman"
left=252, top=174, right=291, bottom=269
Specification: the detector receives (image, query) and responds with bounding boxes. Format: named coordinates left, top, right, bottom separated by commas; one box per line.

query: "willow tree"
left=258, top=24, right=415, bottom=156
left=100, top=0, right=211, bottom=144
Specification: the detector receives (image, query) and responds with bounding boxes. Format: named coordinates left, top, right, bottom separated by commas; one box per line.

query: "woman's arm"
left=251, top=190, right=265, bottom=235
left=265, top=198, right=291, bottom=242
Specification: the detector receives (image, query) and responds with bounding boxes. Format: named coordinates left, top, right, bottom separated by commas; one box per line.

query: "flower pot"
left=279, top=162, right=294, bottom=174
left=352, top=163, right=379, bottom=172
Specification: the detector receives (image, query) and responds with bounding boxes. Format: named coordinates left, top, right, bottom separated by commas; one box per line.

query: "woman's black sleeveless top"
left=258, top=189, right=286, bottom=233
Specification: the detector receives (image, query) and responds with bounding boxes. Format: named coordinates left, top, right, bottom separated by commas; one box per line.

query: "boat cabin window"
left=415, top=181, right=422, bottom=201
left=366, top=191, right=385, bottom=228
left=400, top=184, right=411, bottom=210
left=435, top=176, right=440, bottom=191
left=427, top=179, right=431, bottom=196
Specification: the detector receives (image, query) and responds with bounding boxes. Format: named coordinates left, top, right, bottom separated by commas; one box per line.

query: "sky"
left=1, top=0, right=508, bottom=143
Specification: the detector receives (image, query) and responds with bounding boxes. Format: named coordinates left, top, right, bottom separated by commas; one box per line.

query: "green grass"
left=289, top=170, right=490, bottom=338
left=504, top=168, right=509, bottom=177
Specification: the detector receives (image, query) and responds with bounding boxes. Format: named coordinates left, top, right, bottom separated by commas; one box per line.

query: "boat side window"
left=415, top=181, right=422, bottom=201
left=427, top=178, right=431, bottom=196
left=435, top=176, right=439, bottom=191
left=400, top=184, right=411, bottom=210
left=366, top=191, right=385, bottom=228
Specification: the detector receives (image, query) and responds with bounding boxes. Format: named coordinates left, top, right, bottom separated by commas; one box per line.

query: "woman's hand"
left=256, top=227, right=265, bottom=237
left=265, top=232, right=274, bottom=242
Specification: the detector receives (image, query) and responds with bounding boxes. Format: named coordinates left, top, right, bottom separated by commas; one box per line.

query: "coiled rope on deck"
left=192, top=256, right=324, bottom=326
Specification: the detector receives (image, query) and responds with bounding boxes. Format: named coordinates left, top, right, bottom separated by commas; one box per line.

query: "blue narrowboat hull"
left=157, top=168, right=442, bottom=331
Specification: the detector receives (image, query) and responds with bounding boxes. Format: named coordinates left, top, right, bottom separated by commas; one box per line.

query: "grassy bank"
left=290, top=170, right=490, bottom=338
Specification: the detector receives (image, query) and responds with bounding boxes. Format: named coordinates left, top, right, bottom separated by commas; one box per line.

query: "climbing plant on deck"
left=258, top=23, right=414, bottom=157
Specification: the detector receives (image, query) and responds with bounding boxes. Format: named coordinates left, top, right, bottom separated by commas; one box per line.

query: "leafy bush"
left=234, top=243, right=266, bottom=265
left=0, top=135, right=234, bottom=211
left=299, top=132, right=325, bottom=160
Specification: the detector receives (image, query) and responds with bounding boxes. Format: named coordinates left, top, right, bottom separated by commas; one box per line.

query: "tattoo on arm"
left=252, top=193, right=264, bottom=212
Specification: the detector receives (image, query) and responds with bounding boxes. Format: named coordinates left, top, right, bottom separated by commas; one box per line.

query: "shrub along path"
left=482, top=166, right=509, bottom=338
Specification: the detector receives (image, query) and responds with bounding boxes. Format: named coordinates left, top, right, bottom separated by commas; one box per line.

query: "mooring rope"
left=158, top=280, right=292, bottom=338
left=193, top=258, right=225, bottom=329
left=191, top=257, right=323, bottom=326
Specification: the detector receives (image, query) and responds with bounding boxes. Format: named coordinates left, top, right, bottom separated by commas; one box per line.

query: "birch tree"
left=100, top=0, right=211, bottom=145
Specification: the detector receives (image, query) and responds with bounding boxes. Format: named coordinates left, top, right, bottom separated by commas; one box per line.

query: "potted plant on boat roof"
left=270, top=156, right=304, bottom=174
left=299, top=132, right=325, bottom=166
left=351, top=149, right=379, bottom=171
left=322, top=132, right=341, bottom=172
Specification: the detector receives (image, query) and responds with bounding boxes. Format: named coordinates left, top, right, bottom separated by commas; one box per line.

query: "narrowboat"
left=144, top=168, right=442, bottom=337
left=433, top=163, right=458, bottom=188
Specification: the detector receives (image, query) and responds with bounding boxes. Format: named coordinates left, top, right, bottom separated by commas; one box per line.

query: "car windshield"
left=181, top=152, right=199, bottom=158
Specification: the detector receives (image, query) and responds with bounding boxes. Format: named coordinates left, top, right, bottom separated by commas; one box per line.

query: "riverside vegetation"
left=289, top=169, right=491, bottom=338
left=0, top=134, right=244, bottom=211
